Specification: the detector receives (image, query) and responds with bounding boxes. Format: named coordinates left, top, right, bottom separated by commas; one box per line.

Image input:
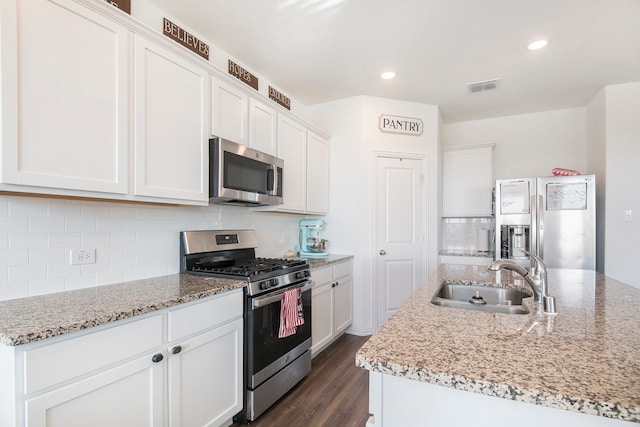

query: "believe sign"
left=379, top=115, right=423, bottom=136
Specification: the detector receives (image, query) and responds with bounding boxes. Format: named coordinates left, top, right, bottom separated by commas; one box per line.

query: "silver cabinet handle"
left=379, top=250, right=386, bottom=255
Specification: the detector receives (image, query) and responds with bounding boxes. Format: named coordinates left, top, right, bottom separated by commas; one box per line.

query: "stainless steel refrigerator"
left=494, top=174, right=596, bottom=270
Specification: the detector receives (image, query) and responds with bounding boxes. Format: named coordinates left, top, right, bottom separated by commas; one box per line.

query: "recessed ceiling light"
left=527, top=39, right=549, bottom=50
left=380, top=71, right=396, bottom=80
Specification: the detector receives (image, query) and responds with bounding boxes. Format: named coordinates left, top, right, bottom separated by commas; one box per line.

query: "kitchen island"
left=356, top=264, right=640, bottom=426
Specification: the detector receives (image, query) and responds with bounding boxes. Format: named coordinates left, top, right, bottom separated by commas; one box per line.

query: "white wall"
left=0, top=196, right=302, bottom=301
left=308, top=96, right=440, bottom=335
left=602, top=82, right=640, bottom=288
left=586, top=89, right=607, bottom=274
left=442, top=107, right=587, bottom=179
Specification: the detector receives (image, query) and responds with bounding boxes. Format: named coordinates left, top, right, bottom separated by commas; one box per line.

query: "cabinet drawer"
left=24, top=314, right=163, bottom=394
left=311, top=266, right=333, bottom=285
left=334, top=260, right=353, bottom=279
left=168, top=290, right=242, bottom=342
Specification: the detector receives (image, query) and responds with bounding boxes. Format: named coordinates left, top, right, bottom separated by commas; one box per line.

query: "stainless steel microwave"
left=209, top=137, right=284, bottom=206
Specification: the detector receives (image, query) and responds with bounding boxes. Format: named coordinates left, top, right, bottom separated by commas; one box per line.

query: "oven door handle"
left=251, top=280, right=314, bottom=310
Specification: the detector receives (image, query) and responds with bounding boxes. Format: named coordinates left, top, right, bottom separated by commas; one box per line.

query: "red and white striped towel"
left=278, top=288, right=304, bottom=338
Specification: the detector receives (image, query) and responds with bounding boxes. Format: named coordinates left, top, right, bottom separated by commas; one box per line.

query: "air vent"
left=468, top=78, right=501, bottom=93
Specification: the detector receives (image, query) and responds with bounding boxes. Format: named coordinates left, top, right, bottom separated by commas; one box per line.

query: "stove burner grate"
left=191, top=257, right=307, bottom=277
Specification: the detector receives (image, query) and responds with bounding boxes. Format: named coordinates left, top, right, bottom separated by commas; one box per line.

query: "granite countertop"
left=439, top=249, right=494, bottom=258
left=356, top=264, right=640, bottom=423
left=0, top=274, right=246, bottom=347
left=303, top=254, right=354, bottom=270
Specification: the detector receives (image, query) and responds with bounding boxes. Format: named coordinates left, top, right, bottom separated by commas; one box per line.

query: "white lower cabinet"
left=311, top=260, right=353, bottom=356
left=1, top=290, right=243, bottom=427
left=25, top=354, right=163, bottom=427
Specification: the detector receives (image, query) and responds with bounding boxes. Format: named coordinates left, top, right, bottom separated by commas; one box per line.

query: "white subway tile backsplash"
left=9, top=264, right=47, bottom=282
left=65, top=219, right=96, bottom=233
left=81, top=205, right=111, bottom=219
left=441, top=217, right=494, bottom=255
left=29, top=248, right=65, bottom=264
left=48, top=232, right=82, bottom=248
left=9, top=198, right=47, bottom=217
left=65, top=275, right=97, bottom=292
left=47, top=262, right=80, bottom=278
left=96, top=219, right=125, bottom=232
left=96, top=270, right=124, bottom=286
left=0, top=196, right=304, bottom=301
left=48, top=202, right=82, bottom=219
left=0, top=234, right=8, bottom=250
left=0, top=217, right=29, bottom=233
left=0, top=249, right=29, bottom=267
left=11, top=232, right=48, bottom=249
left=29, top=277, right=65, bottom=296
left=29, top=218, right=65, bottom=233
left=0, top=282, right=28, bottom=300
left=0, top=199, right=9, bottom=217
left=81, top=232, right=111, bottom=247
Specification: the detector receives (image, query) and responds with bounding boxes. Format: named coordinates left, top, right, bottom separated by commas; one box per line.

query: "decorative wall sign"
left=103, top=0, right=130, bottom=14
left=379, top=114, right=423, bottom=136
left=269, top=86, right=291, bottom=110
left=228, top=60, right=259, bottom=91
left=163, top=18, right=210, bottom=60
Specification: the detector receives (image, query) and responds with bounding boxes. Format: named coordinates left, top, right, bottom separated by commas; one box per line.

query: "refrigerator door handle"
left=530, top=194, right=537, bottom=257
left=538, top=194, right=544, bottom=260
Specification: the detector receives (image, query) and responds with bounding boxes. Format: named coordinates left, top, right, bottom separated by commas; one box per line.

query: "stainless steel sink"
left=431, top=282, right=531, bottom=314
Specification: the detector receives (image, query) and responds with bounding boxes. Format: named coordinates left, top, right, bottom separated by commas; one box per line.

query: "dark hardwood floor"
left=233, top=334, right=371, bottom=427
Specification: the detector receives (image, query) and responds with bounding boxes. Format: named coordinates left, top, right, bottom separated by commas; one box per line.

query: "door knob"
left=379, top=250, right=386, bottom=256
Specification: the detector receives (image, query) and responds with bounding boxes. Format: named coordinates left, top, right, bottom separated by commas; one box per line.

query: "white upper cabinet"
left=211, top=79, right=278, bottom=156
left=259, top=115, right=330, bottom=215
left=306, top=131, right=330, bottom=214
left=1, top=0, right=129, bottom=194
left=442, top=144, right=494, bottom=217
left=277, top=114, right=308, bottom=212
left=133, top=35, right=209, bottom=203
left=211, top=78, right=249, bottom=145
left=249, top=98, right=277, bottom=156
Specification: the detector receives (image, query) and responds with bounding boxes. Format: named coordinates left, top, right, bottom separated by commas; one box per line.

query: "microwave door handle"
left=266, top=165, right=276, bottom=195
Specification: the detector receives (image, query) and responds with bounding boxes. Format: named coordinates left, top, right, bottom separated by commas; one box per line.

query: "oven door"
left=246, top=280, right=312, bottom=389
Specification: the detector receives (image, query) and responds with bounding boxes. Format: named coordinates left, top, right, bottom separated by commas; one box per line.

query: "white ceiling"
left=144, top=0, right=640, bottom=123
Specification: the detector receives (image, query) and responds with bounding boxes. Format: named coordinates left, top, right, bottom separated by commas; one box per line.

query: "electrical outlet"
left=69, top=248, right=96, bottom=265
left=624, top=209, right=633, bottom=223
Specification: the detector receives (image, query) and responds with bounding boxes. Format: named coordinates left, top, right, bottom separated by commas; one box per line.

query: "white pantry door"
left=375, top=154, right=427, bottom=330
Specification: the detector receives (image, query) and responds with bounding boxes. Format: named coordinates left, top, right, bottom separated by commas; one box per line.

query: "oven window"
left=224, top=152, right=270, bottom=194
left=247, top=288, right=311, bottom=376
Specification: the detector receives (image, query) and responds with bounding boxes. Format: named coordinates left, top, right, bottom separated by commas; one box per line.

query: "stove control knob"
left=296, top=271, right=306, bottom=280
left=260, top=281, right=269, bottom=290
left=270, top=278, right=279, bottom=288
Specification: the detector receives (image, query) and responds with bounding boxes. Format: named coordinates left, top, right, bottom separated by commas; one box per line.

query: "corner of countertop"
left=303, top=254, right=354, bottom=269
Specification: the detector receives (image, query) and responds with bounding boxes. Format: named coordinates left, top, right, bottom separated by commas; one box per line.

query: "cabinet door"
left=133, top=36, right=209, bottom=203
left=211, top=78, right=249, bottom=145
left=306, top=131, right=330, bottom=214
left=442, top=146, right=493, bottom=217
left=277, top=115, right=307, bottom=212
left=167, top=318, right=243, bottom=427
left=249, top=99, right=277, bottom=156
left=25, top=354, right=163, bottom=427
left=1, top=0, right=128, bottom=193
left=333, top=275, right=353, bottom=336
left=311, top=281, right=334, bottom=356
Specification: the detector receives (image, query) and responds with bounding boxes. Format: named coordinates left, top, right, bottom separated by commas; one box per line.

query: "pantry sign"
left=379, top=114, right=423, bottom=136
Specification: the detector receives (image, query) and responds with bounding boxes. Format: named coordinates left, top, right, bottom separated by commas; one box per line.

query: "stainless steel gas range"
left=180, top=230, right=312, bottom=422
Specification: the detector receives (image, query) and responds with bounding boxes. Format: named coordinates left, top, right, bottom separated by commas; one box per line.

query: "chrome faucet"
left=488, top=250, right=557, bottom=315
